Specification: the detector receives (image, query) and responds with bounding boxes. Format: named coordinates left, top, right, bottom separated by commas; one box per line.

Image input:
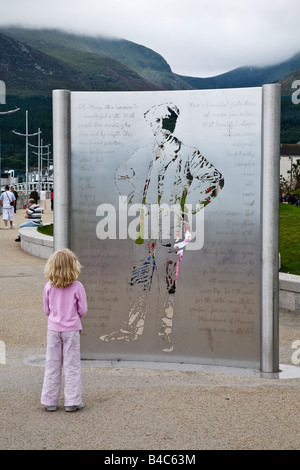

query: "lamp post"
left=12, top=110, right=41, bottom=196
left=29, top=139, right=51, bottom=191
left=0, top=107, right=20, bottom=191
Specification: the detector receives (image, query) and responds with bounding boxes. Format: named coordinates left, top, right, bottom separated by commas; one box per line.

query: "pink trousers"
left=41, top=330, right=82, bottom=407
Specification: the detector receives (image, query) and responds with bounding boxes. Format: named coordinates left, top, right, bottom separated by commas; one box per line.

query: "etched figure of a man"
left=100, top=103, right=224, bottom=351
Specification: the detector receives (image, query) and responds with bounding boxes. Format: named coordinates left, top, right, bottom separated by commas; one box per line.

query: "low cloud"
left=1, top=0, right=300, bottom=77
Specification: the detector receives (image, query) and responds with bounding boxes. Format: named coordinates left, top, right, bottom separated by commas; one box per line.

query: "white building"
left=280, top=143, right=300, bottom=190
left=0, top=169, right=19, bottom=191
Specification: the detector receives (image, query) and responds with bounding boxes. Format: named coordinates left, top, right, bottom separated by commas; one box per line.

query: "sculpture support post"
left=53, top=90, right=71, bottom=251
left=261, top=84, right=281, bottom=373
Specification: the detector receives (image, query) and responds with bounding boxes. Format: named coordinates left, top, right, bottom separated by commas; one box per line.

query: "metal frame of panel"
left=53, top=85, right=281, bottom=372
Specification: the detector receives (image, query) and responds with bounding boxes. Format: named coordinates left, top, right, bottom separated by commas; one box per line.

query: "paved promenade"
left=0, top=204, right=300, bottom=450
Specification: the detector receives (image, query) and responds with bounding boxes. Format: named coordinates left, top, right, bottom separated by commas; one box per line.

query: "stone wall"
left=279, top=273, right=300, bottom=313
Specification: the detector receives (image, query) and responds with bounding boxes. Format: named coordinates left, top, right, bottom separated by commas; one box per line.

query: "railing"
left=1, top=181, right=53, bottom=192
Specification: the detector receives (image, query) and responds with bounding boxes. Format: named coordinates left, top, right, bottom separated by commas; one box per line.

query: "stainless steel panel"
left=70, top=89, right=264, bottom=368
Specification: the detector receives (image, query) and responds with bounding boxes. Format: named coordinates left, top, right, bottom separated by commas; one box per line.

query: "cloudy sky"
left=1, top=0, right=300, bottom=77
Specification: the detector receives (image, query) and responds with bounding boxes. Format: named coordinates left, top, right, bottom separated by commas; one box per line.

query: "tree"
left=291, top=159, right=300, bottom=190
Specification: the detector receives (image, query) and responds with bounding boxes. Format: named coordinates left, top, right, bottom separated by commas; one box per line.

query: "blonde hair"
left=45, top=249, right=82, bottom=288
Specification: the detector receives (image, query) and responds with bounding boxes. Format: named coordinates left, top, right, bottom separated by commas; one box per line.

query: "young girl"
left=41, top=249, right=88, bottom=412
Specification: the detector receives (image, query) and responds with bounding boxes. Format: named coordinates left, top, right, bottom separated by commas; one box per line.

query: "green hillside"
left=278, top=69, right=300, bottom=143
left=177, top=52, right=300, bottom=90
left=0, top=31, right=159, bottom=95
left=0, top=94, right=52, bottom=172
left=0, top=27, right=190, bottom=91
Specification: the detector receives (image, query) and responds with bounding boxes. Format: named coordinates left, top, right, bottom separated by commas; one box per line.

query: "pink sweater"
left=43, top=280, right=88, bottom=332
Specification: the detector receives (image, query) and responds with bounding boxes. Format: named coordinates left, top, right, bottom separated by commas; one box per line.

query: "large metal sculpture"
left=53, top=86, right=281, bottom=372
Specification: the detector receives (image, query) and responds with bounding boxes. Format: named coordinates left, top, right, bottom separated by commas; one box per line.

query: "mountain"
left=0, top=31, right=161, bottom=95
left=276, top=68, right=300, bottom=144
left=177, top=52, right=300, bottom=90
left=0, top=27, right=191, bottom=92
left=277, top=68, right=300, bottom=95
left=1, top=27, right=300, bottom=93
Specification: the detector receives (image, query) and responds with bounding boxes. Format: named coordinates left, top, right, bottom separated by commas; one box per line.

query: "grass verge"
left=279, top=203, right=300, bottom=275
left=37, top=223, right=53, bottom=237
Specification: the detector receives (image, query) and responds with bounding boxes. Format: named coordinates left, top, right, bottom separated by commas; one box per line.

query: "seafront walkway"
left=0, top=205, right=300, bottom=450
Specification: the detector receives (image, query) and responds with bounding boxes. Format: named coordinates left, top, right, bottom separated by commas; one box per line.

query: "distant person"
left=15, top=198, right=42, bottom=242
left=280, top=192, right=288, bottom=203
left=0, top=185, right=16, bottom=229
left=39, top=188, right=46, bottom=213
left=50, top=187, right=53, bottom=211
left=41, top=249, right=88, bottom=412
left=10, top=186, right=18, bottom=213
left=286, top=192, right=298, bottom=205
left=29, top=186, right=39, bottom=204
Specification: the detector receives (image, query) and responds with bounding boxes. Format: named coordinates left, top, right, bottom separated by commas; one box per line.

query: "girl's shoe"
left=65, top=403, right=84, bottom=412
left=45, top=406, right=57, bottom=411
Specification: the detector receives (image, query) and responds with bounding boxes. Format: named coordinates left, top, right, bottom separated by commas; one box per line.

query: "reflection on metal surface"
left=100, top=103, right=224, bottom=351
left=68, top=88, right=270, bottom=368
